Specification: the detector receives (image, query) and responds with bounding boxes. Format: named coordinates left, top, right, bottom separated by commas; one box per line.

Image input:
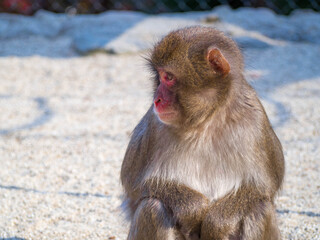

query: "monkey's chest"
left=144, top=148, right=242, bottom=201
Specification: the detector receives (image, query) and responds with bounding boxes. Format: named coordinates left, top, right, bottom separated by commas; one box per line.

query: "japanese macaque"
left=120, top=26, right=284, bottom=240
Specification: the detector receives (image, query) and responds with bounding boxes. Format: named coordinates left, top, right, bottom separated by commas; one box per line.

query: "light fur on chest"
left=142, top=120, right=267, bottom=201
left=144, top=138, right=239, bottom=200
left=146, top=151, right=241, bottom=200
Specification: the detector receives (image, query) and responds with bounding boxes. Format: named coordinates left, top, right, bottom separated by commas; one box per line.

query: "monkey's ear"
left=207, top=48, right=230, bottom=77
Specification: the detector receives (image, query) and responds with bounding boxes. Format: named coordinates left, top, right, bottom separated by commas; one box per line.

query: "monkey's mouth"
left=155, top=110, right=177, bottom=123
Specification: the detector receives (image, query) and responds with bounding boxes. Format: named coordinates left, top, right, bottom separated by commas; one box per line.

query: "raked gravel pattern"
left=0, top=6, right=319, bottom=240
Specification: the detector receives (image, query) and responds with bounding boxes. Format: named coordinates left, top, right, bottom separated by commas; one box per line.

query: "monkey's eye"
left=158, top=69, right=176, bottom=86
left=166, top=73, right=174, bottom=82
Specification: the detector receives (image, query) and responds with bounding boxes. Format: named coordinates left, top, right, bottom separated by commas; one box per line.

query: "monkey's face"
left=151, top=47, right=230, bottom=128
left=153, top=68, right=180, bottom=125
left=150, top=28, right=234, bottom=128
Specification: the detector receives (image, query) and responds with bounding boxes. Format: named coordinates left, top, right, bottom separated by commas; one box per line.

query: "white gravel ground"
left=0, top=6, right=319, bottom=240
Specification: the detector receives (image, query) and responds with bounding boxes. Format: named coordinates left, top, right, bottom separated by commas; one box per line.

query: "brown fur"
left=121, top=26, right=284, bottom=240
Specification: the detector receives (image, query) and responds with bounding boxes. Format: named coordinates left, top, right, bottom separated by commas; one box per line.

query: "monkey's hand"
left=142, top=179, right=210, bottom=239
left=201, top=185, right=279, bottom=240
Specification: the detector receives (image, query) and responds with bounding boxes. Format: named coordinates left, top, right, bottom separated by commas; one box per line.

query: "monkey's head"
left=149, top=26, right=244, bottom=129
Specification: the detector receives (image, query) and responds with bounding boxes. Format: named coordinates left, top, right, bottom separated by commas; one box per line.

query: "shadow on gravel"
left=0, top=97, right=53, bottom=136
left=0, top=184, right=109, bottom=199
left=1, top=238, right=26, bottom=240
left=242, top=44, right=320, bottom=128
left=277, top=209, right=320, bottom=218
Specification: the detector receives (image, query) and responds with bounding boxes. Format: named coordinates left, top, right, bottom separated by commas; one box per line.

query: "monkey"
left=120, top=26, right=284, bottom=240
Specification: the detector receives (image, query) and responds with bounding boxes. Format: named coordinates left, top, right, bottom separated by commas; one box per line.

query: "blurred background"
left=1, top=0, right=319, bottom=15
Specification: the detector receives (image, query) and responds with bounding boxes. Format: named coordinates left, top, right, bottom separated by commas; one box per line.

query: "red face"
left=153, top=69, right=178, bottom=125
left=152, top=47, right=230, bottom=126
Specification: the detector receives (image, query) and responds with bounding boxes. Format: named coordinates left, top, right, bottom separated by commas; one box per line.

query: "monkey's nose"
left=154, top=98, right=162, bottom=108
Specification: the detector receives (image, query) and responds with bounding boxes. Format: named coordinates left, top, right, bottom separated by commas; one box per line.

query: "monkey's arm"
left=120, top=108, right=156, bottom=214
left=142, top=179, right=210, bottom=237
left=121, top=108, right=209, bottom=238
left=201, top=185, right=280, bottom=240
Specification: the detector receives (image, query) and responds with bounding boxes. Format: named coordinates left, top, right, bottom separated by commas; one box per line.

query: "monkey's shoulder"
left=121, top=107, right=157, bottom=186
